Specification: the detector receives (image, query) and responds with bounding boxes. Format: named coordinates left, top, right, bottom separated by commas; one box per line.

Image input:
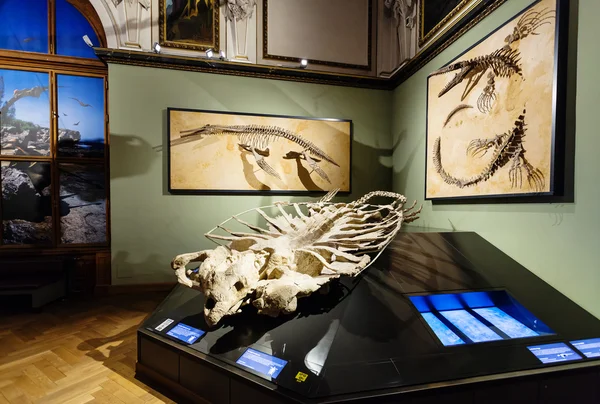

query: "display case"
left=136, top=229, right=600, bottom=403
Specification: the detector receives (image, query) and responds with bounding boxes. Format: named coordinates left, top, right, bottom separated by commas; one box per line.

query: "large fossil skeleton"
left=429, top=7, right=555, bottom=114
left=433, top=109, right=544, bottom=191
left=430, top=5, right=553, bottom=192
left=171, top=124, right=339, bottom=182
left=430, top=48, right=522, bottom=114
left=171, top=190, right=421, bottom=327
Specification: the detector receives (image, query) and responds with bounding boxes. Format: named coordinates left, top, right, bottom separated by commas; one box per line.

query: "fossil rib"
left=175, top=124, right=339, bottom=181
left=433, top=109, right=544, bottom=191
left=443, top=104, right=473, bottom=127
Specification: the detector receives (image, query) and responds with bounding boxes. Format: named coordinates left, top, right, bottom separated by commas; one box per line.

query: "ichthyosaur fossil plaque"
left=168, top=108, right=351, bottom=194
left=425, top=0, right=566, bottom=200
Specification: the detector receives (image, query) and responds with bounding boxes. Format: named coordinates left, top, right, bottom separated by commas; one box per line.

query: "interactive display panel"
left=236, top=348, right=287, bottom=379
left=570, top=338, right=600, bottom=358
left=166, top=323, right=205, bottom=344
left=527, top=343, right=582, bottom=364
left=410, top=291, right=554, bottom=346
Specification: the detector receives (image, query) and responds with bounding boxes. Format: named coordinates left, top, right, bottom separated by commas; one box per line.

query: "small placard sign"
left=155, top=318, right=174, bottom=331
left=166, top=323, right=205, bottom=344
left=236, top=348, right=287, bottom=379
left=570, top=338, right=600, bottom=358
left=528, top=342, right=582, bottom=364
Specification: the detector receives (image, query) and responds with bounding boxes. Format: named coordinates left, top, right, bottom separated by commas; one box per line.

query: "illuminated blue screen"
left=410, top=291, right=553, bottom=346
left=528, top=343, right=582, bottom=364
left=474, top=307, right=538, bottom=338
left=421, top=312, right=465, bottom=346
left=440, top=310, right=502, bottom=343
left=166, top=323, right=205, bottom=344
left=236, top=348, right=287, bottom=379
left=570, top=338, right=600, bottom=358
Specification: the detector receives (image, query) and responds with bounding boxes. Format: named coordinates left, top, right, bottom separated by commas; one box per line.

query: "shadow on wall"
left=392, top=129, right=423, bottom=192
left=112, top=250, right=165, bottom=280
left=110, top=133, right=157, bottom=179
left=349, top=139, right=393, bottom=200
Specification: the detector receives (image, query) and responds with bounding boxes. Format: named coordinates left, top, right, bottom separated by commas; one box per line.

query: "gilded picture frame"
left=419, top=0, right=507, bottom=48
left=425, top=0, right=569, bottom=202
left=167, top=108, right=352, bottom=195
left=159, top=0, right=220, bottom=52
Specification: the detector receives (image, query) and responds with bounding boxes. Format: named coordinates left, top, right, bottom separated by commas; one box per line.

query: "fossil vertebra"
left=171, top=190, right=420, bottom=327
left=172, top=124, right=339, bottom=182
left=433, top=109, right=544, bottom=191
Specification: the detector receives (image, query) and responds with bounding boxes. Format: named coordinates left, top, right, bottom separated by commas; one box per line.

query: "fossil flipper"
left=249, top=146, right=282, bottom=180
left=505, top=7, right=555, bottom=46
left=477, top=72, right=497, bottom=113
left=303, top=151, right=331, bottom=183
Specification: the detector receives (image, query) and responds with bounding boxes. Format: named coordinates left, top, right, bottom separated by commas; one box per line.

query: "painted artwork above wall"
left=425, top=0, right=567, bottom=201
left=159, top=0, right=220, bottom=51
left=168, top=108, right=352, bottom=194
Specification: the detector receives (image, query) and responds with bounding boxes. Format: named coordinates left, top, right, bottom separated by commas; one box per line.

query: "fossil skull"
left=172, top=190, right=420, bottom=327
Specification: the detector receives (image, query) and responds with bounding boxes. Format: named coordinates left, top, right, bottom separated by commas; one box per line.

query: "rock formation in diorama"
left=171, top=190, right=421, bottom=327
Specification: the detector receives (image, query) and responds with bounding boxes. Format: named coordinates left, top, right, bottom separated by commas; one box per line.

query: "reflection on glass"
left=0, top=0, right=48, bottom=54
left=473, top=307, right=539, bottom=339
left=56, top=0, right=99, bottom=59
left=440, top=310, right=502, bottom=343
left=1, top=160, right=52, bottom=245
left=57, top=75, right=104, bottom=158
left=0, top=69, right=50, bottom=156
left=304, top=319, right=340, bottom=376
left=421, top=312, right=465, bottom=346
left=59, top=164, right=106, bottom=244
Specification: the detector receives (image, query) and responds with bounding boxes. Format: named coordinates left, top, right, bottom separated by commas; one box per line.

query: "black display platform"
left=136, top=230, right=600, bottom=403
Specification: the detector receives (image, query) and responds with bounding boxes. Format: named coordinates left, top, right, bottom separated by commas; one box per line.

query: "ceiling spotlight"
left=153, top=42, right=161, bottom=53
left=219, top=50, right=227, bottom=60
left=82, top=35, right=93, bottom=48
left=300, top=59, right=308, bottom=68
left=205, top=48, right=214, bottom=58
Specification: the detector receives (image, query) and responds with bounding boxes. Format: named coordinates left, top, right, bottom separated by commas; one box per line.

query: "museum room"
left=0, top=0, right=598, bottom=403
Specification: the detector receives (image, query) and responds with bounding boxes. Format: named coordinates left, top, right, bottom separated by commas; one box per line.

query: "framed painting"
left=159, top=0, right=219, bottom=52
left=419, top=0, right=507, bottom=47
left=168, top=108, right=352, bottom=194
left=425, top=0, right=568, bottom=201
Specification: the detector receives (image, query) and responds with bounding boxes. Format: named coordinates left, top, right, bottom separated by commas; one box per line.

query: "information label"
left=236, top=348, right=287, bottom=379
left=570, top=338, right=600, bottom=358
left=166, top=323, right=205, bottom=344
left=155, top=318, right=174, bottom=331
left=528, top=342, right=582, bottom=364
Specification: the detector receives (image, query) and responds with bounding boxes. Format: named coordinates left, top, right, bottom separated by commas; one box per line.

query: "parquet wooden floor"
left=0, top=291, right=177, bottom=404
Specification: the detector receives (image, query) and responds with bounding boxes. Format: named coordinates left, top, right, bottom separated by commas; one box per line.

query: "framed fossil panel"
left=158, top=0, right=219, bottom=52
left=425, top=0, right=568, bottom=201
left=168, top=108, right=352, bottom=194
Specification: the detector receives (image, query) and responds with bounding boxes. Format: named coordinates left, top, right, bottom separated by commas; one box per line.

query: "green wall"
left=392, top=0, right=600, bottom=318
left=108, top=64, right=393, bottom=284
